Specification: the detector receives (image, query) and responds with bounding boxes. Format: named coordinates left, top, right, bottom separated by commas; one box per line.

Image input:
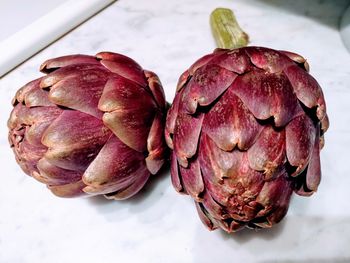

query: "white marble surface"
left=0, top=0, right=115, bottom=76
left=1, top=0, right=350, bottom=262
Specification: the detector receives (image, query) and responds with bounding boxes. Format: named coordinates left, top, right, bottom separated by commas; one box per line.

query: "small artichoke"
left=8, top=52, right=167, bottom=199
left=165, top=47, right=329, bottom=232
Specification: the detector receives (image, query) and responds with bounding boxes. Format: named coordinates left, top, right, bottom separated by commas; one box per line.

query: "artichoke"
left=8, top=52, right=167, bottom=199
left=165, top=46, right=329, bottom=232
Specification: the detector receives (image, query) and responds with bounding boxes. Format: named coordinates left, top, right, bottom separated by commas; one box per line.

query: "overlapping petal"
left=166, top=46, right=328, bottom=232
left=8, top=52, right=167, bottom=199
left=41, top=110, right=112, bottom=172
left=82, top=135, right=146, bottom=195
left=181, top=64, right=237, bottom=114
left=48, top=69, right=109, bottom=118
left=202, top=88, right=262, bottom=151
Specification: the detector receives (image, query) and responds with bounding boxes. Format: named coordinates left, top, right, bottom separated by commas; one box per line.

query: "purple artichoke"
left=165, top=47, right=329, bottom=232
left=8, top=52, right=167, bottom=199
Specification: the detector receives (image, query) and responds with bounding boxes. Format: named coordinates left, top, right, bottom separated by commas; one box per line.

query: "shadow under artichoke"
left=87, top=162, right=170, bottom=217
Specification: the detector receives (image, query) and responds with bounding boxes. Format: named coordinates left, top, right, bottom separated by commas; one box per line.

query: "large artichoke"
left=165, top=47, right=329, bottom=232
left=8, top=52, right=167, bottom=199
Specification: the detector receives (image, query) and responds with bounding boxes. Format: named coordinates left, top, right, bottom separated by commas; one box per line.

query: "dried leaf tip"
left=210, top=8, right=249, bottom=49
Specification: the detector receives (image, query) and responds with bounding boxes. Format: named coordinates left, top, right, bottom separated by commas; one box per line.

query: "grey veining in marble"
left=1, top=0, right=350, bottom=262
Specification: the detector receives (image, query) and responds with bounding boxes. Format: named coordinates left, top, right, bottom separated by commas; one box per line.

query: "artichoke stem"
left=210, top=8, right=249, bottom=49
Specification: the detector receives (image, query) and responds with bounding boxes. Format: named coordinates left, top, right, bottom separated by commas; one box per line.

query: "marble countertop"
left=1, top=0, right=350, bottom=262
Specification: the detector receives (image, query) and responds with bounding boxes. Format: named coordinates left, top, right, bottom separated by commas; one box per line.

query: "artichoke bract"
left=8, top=52, right=167, bottom=199
left=165, top=46, right=329, bottom=232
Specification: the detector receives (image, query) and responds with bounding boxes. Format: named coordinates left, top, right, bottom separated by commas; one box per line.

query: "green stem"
left=210, top=8, right=249, bottom=49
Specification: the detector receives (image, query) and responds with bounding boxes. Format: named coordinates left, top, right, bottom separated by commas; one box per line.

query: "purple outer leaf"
left=170, top=151, right=183, bottom=193
left=83, top=135, right=146, bottom=195
left=179, top=156, right=204, bottom=200
left=42, top=111, right=111, bottom=172
left=285, top=114, right=316, bottom=176
left=181, top=64, right=237, bottom=114
left=8, top=52, right=167, bottom=199
left=40, top=54, right=100, bottom=73
left=146, top=112, right=166, bottom=175
left=247, top=126, right=286, bottom=179
left=99, top=76, right=157, bottom=152
left=202, top=88, right=262, bottom=151
left=284, top=64, right=326, bottom=121
left=173, top=112, right=204, bottom=167
left=166, top=46, right=328, bottom=233
left=49, top=70, right=109, bottom=119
